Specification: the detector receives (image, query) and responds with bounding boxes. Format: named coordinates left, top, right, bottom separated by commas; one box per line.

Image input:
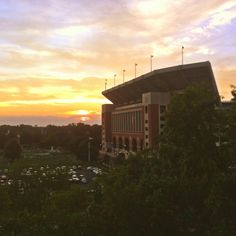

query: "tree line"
left=0, top=123, right=101, bottom=161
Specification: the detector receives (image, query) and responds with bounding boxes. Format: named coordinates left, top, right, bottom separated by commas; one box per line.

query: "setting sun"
left=68, top=110, right=90, bottom=116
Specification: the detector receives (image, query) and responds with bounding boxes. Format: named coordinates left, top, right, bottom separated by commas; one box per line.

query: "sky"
left=0, top=0, right=235, bottom=126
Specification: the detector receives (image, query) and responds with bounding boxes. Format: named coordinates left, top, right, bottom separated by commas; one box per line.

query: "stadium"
left=101, top=61, right=219, bottom=157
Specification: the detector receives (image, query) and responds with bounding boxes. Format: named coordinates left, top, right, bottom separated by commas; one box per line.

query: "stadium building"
left=101, top=61, right=219, bottom=157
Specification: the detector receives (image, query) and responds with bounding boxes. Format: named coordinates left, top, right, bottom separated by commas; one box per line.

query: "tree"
left=160, top=84, right=220, bottom=177
left=223, top=87, right=236, bottom=167
left=230, top=85, right=236, bottom=101
left=4, top=136, right=22, bottom=162
left=157, top=84, right=236, bottom=234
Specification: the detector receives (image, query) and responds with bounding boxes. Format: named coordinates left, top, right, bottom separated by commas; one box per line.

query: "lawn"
left=0, top=148, right=80, bottom=172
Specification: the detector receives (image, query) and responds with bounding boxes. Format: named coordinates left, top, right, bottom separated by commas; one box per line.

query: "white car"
left=81, top=177, right=87, bottom=184
left=7, top=180, right=13, bottom=185
left=72, top=177, right=80, bottom=182
left=68, top=170, right=76, bottom=175
left=1, top=175, right=7, bottom=180
left=26, top=171, right=32, bottom=176
left=92, top=168, right=102, bottom=175
left=69, top=176, right=79, bottom=182
left=86, top=166, right=93, bottom=171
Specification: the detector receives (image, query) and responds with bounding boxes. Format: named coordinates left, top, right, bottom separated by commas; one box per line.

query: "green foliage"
left=230, top=85, right=236, bottom=101
left=4, top=137, right=22, bottom=162
left=160, top=85, right=220, bottom=178
left=87, top=158, right=235, bottom=235
left=225, top=101, right=236, bottom=166
left=0, top=123, right=101, bottom=161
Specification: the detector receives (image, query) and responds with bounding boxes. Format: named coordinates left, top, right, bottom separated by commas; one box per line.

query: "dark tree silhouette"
left=4, top=137, right=22, bottom=162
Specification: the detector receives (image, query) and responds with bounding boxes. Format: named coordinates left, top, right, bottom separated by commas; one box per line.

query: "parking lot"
left=0, top=149, right=104, bottom=193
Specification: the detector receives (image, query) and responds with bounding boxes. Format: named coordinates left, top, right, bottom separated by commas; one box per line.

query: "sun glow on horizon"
left=66, top=109, right=92, bottom=123
left=67, top=109, right=90, bottom=116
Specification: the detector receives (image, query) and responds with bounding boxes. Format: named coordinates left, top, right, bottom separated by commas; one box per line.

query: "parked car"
left=81, top=177, right=87, bottom=184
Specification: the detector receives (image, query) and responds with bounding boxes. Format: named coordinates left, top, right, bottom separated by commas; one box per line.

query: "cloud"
left=0, top=0, right=235, bottom=124
left=0, top=77, right=108, bottom=120
left=214, top=68, right=236, bottom=100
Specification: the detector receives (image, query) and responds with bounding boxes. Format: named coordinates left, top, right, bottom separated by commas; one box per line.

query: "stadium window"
left=160, top=105, right=166, bottom=113
left=145, top=106, right=148, bottom=113
left=160, top=116, right=165, bottom=121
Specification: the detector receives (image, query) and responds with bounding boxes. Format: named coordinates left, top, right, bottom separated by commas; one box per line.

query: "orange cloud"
left=0, top=0, right=235, bottom=125
left=0, top=77, right=109, bottom=121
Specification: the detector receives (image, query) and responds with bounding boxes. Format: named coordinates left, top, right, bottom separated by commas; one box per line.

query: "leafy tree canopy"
left=4, top=137, right=22, bottom=162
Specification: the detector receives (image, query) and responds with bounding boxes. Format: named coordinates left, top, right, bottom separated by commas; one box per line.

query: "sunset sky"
left=0, top=0, right=235, bottom=125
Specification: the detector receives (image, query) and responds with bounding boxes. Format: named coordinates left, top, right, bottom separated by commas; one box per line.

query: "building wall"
left=147, top=104, right=159, bottom=148
left=101, top=104, right=114, bottom=152
left=111, top=104, right=144, bottom=152
left=101, top=92, right=170, bottom=155
left=142, top=92, right=170, bottom=149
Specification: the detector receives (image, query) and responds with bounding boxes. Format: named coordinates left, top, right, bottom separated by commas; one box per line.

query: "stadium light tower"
left=135, top=63, right=138, bottom=78
left=105, top=79, right=107, bottom=90
left=123, top=69, right=126, bottom=83
left=182, top=46, right=184, bottom=65
left=150, top=55, right=154, bottom=71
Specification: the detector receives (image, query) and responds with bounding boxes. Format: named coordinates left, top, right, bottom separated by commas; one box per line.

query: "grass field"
left=0, top=148, right=80, bottom=172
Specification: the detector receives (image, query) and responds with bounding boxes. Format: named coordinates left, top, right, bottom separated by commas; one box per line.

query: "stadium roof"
left=102, top=61, right=219, bottom=105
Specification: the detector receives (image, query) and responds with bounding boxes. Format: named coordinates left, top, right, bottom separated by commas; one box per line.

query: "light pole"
left=105, top=79, right=107, bottom=90
left=150, top=55, right=154, bottom=71
left=88, top=137, right=93, bottom=162
left=135, top=63, right=138, bottom=78
left=182, top=46, right=184, bottom=65
left=123, top=69, right=126, bottom=83
left=113, top=74, right=116, bottom=86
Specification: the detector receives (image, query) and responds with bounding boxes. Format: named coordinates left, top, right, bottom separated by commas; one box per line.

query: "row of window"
left=111, top=105, right=167, bottom=134
left=144, top=105, right=166, bottom=114
left=112, top=111, right=143, bottom=133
